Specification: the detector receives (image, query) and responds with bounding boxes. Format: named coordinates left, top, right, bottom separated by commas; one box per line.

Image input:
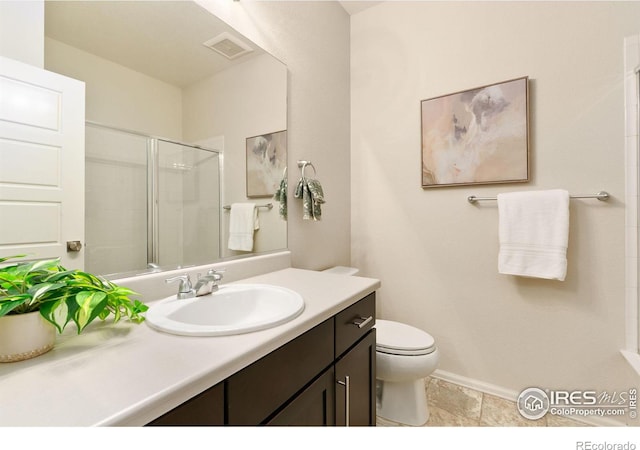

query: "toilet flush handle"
left=352, top=316, right=373, bottom=329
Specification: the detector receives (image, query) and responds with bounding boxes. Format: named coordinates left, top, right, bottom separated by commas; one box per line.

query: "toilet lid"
left=375, top=319, right=436, bottom=356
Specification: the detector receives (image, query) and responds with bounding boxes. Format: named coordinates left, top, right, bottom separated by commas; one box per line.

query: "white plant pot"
left=0, top=311, right=56, bottom=363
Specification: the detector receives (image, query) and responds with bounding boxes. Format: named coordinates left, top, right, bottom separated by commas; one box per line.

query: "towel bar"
left=467, top=191, right=610, bottom=204
left=297, top=160, right=317, bottom=179
left=223, top=203, right=274, bottom=210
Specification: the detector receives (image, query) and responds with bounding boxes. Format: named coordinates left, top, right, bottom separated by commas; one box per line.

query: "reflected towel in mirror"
left=273, top=174, right=288, bottom=220
left=228, top=203, right=259, bottom=251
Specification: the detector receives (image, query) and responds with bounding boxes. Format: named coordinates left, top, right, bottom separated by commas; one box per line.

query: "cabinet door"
left=226, top=318, right=334, bottom=425
left=147, top=382, right=224, bottom=426
left=335, top=329, right=376, bottom=426
left=266, top=368, right=335, bottom=426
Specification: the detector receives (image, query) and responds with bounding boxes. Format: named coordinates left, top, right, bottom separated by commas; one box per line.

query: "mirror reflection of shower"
left=85, top=122, right=222, bottom=276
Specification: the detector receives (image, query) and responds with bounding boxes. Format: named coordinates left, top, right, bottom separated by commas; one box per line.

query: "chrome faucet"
left=194, top=269, right=225, bottom=297
left=165, top=274, right=195, bottom=299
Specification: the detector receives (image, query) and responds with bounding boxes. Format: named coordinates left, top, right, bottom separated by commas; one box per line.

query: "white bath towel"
left=497, top=189, right=570, bottom=281
left=228, top=203, right=259, bottom=252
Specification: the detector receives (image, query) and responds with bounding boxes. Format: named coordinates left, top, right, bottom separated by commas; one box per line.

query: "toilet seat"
left=375, top=319, right=436, bottom=356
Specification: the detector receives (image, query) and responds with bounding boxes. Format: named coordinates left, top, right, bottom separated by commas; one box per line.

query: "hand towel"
left=273, top=175, right=288, bottom=220
left=228, top=203, right=258, bottom=251
left=497, top=189, right=570, bottom=281
left=307, top=179, right=325, bottom=220
left=294, top=177, right=325, bottom=220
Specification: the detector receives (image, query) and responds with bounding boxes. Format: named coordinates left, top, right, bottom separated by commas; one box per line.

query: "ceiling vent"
left=203, top=32, right=253, bottom=60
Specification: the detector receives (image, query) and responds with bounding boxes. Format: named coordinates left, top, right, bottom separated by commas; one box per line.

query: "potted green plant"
left=0, top=255, right=148, bottom=362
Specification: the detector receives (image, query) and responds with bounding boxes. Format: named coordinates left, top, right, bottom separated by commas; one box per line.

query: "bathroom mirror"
left=43, top=0, right=287, bottom=278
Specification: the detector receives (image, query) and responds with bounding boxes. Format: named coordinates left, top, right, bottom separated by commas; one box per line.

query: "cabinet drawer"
left=226, top=317, right=334, bottom=425
left=334, top=292, right=376, bottom=357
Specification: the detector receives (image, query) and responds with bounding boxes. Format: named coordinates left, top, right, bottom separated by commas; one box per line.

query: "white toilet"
left=322, top=266, right=440, bottom=426
left=375, top=319, right=439, bottom=426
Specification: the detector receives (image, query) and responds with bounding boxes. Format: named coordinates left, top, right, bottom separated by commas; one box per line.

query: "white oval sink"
left=145, top=284, right=305, bottom=336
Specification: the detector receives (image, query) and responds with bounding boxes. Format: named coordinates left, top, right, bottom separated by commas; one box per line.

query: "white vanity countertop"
left=0, top=268, right=380, bottom=427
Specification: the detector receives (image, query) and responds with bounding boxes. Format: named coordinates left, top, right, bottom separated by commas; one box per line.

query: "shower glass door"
left=85, top=123, right=221, bottom=276
left=156, top=140, right=221, bottom=268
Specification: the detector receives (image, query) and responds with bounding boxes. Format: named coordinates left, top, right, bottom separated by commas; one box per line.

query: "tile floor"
left=376, top=377, right=588, bottom=427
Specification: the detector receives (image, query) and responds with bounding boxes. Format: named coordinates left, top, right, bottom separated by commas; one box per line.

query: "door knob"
left=66, top=241, right=82, bottom=252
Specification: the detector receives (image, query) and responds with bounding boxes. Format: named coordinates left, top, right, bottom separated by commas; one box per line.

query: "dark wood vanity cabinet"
left=266, top=367, right=336, bottom=425
left=333, top=291, right=376, bottom=426
left=335, top=330, right=376, bottom=426
left=148, top=292, right=376, bottom=427
left=147, top=382, right=224, bottom=426
left=227, top=318, right=335, bottom=425
left=266, top=291, right=376, bottom=426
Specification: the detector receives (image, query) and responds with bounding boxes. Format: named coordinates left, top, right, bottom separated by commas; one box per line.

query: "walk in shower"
left=85, top=123, right=222, bottom=276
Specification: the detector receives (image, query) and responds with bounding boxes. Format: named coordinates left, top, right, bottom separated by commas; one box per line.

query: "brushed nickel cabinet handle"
left=352, top=316, right=373, bottom=329
left=337, top=375, right=350, bottom=427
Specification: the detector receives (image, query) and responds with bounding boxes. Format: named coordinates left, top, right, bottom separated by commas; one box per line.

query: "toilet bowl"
left=375, top=319, right=439, bottom=426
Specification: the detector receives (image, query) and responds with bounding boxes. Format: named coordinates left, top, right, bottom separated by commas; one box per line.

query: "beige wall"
left=183, top=53, right=287, bottom=257
left=351, top=1, right=640, bottom=424
left=45, top=38, right=183, bottom=140
left=0, top=1, right=43, bottom=68
left=196, top=0, right=352, bottom=270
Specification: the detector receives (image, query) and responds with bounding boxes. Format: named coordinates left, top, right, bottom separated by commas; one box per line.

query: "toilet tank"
left=322, top=266, right=359, bottom=276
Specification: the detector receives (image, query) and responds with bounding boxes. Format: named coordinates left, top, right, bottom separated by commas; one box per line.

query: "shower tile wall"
left=85, top=125, right=147, bottom=275
left=376, top=378, right=588, bottom=427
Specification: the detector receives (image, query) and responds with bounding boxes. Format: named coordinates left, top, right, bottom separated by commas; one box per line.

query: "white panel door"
left=0, top=56, right=85, bottom=269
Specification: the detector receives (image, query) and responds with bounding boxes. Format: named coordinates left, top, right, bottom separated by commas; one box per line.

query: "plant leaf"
left=39, top=298, right=69, bottom=333
left=0, top=254, right=27, bottom=264
left=2, top=257, right=146, bottom=333
left=73, top=291, right=107, bottom=333
left=27, top=282, right=65, bottom=303
left=0, top=295, right=30, bottom=316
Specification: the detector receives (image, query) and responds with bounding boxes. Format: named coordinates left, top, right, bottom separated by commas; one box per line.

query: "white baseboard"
left=431, top=369, right=520, bottom=402
left=430, top=369, right=626, bottom=427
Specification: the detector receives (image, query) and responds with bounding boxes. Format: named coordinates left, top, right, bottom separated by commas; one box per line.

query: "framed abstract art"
left=420, top=77, right=529, bottom=188
left=246, top=130, right=287, bottom=198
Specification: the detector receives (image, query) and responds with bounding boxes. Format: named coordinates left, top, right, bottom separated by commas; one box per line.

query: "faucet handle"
left=165, top=274, right=194, bottom=298
left=207, top=268, right=225, bottom=281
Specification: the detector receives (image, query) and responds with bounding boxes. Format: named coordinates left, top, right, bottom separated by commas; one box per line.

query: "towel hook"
left=297, top=160, right=317, bottom=179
